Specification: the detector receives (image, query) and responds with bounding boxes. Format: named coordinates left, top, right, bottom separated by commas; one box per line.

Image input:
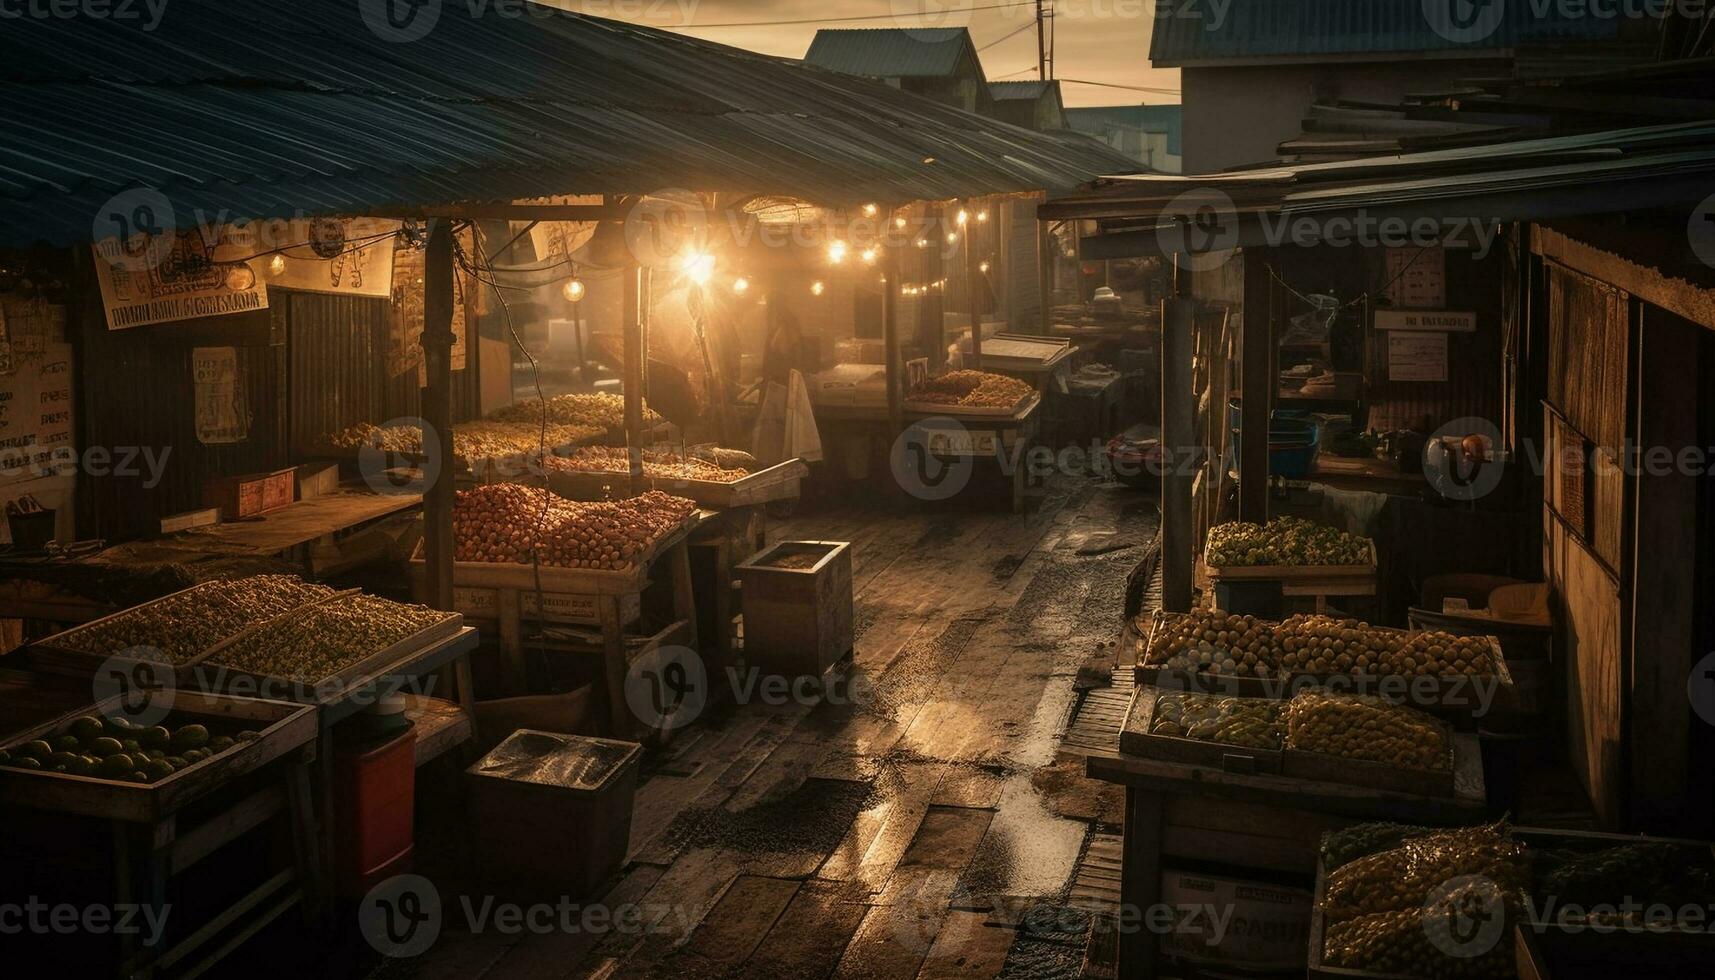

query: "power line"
left=976, top=20, right=1035, bottom=52
left=686, top=2, right=1035, bottom=28
left=1055, top=77, right=1181, bottom=95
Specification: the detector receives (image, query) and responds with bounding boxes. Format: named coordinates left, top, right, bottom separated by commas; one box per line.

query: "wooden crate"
left=904, top=391, right=1041, bottom=419
left=1202, top=539, right=1378, bottom=585
left=736, top=540, right=853, bottom=680
left=1281, top=731, right=1457, bottom=798
left=407, top=510, right=698, bottom=598
left=546, top=458, right=808, bottom=508
left=204, top=468, right=296, bottom=519
left=1132, top=610, right=1514, bottom=726
left=445, top=584, right=640, bottom=628
left=0, top=690, right=316, bottom=822
left=1119, top=686, right=1283, bottom=774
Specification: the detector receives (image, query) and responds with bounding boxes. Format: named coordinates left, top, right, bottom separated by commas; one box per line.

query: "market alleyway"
left=385, top=477, right=1155, bottom=980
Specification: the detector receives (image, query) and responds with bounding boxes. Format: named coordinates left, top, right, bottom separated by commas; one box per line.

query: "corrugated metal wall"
left=1364, top=247, right=1507, bottom=434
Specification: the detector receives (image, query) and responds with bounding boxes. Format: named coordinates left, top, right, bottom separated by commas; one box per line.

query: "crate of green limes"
left=1120, top=687, right=1285, bottom=774
left=0, top=690, right=316, bottom=822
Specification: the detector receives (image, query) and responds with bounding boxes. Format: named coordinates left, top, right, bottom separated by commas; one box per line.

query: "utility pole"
left=1035, top=0, right=1047, bottom=80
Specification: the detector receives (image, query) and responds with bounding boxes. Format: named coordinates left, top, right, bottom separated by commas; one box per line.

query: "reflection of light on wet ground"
left=961, top=773, right=1087, bottom=901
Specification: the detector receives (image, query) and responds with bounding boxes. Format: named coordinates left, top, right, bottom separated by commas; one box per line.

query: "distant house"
left=987, top=80, right=1066, bottom=132
left=1065, top=105, right=1181, bottom=173
left=1151, top=0, right=1632, bottom=171
left=805, top=28, right=992, bottom=115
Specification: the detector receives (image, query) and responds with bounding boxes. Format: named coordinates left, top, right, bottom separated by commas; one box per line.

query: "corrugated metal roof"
left=0, top=3, right=1136, bottom=247
left=989, top=80, right=1053, bottom=101
left=1150, top=0, right=1620, bottom=66
left=804, top=28, right=979, bottom=79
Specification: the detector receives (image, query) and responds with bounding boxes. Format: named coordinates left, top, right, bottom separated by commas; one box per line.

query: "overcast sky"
left=555, top=0, right=1181, bottom=107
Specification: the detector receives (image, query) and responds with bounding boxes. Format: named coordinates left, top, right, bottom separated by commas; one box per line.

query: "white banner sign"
left=94, top=225, right=268, bottom=329
left=1375, top=309, right=1475, bottom=332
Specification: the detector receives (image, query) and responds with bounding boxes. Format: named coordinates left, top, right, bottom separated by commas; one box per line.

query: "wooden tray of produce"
left=0, top=690, right=316, bottom=822
left=1280, top=722, right=1459, bottom=798
left=1203, top=539, right=1377, bottom=583
left=1306, top=854, right=1421, bottom=980
left=547, top=458, right=808, bottom=508
left=1131, top=611, right=1514, bottom=724
left=1512, top=827, right=1715, bottom=978
left=408, top=509, right=699, bottom=597
left=28, top=582, right=309, bottom=685
left=1119, top=686, right=1283, bottom=774
left=198, top=592, right=465, bottom=706
left=904, top=392, right=1041, bottom=420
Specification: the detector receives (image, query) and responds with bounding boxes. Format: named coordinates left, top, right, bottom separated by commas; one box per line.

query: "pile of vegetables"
left=1142, top=609, right=1497, bottom=680
left=488, top=392, right=661, bottom=429
left=1282, top=690, right=1451, bottom=772
left=51, top=576, right=333, bottom=665
left=210, top=593, right=453, bottom=683
left=909, top=370, right=1034, bottom=409
left=1206, top=516, right=1369, bottom=567
left=1145, top=609, right=1279, bottom=678
left=0, top=714, right=260, bottom=783
left=453, top=484, right=695, bottom=570
left=1150, top=692, right=1281, bottom=749
left=544, top=446, right=750, bottom=483
left=322, top=420, right=604, bottom=462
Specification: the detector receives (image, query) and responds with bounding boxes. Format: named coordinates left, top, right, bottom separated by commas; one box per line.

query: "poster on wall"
left=1384, top=246, right=1445, bottom=309
left=93, top=224, right=268, bottom=329
left=258, top=217, right=399, bottom=298
left=389, top=226, right=477, bottom=383
left=192, top=346, right=249, bottom=444
left=0, top=342, right=74, bottom=478
left=1387, top=330, right=1448, bottom=382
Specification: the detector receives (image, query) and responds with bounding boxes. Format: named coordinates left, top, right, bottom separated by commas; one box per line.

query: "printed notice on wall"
left=1384, top=247, right=1445, bottom=309
left=1387, top=330, right=1447, bottom=382
left=93, top=225, right=268, bottom=329
left=0, top=342, right=74, bottom=479
left=264, top=217, right=399, bottom=298
left=193, top=346, right=249, bottom=444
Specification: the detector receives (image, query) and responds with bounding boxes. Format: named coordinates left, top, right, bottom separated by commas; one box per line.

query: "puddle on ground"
left=959, top=772, right=1088, bottom=902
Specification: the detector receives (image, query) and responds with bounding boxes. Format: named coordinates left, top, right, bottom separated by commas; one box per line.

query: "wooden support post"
left=965, top=200, right=983, bottom=372
left=1161, top=293, right=1196, bottom=613
left=1239, top=249, right=1273, bottom=522
left=884, top=246, right=903, bottom=436
left=422, top=219, right=457, bottom=611
left=623, top=263, right=646, bottom=496
left=1038, top=213, right=1054, bottom=334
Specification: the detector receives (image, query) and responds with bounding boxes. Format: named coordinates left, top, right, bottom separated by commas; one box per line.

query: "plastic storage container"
left=334, top=726, right=417, bottom=898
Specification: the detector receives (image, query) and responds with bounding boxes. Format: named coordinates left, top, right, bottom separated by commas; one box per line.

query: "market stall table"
left=1084, top=684, right=1487, bottom=980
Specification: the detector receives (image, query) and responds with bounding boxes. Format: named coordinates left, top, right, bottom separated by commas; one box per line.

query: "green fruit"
left=12, top=757, right=42, bottom=770
left=88, top=737, right=123, bottom=758
left=17, top=740, right=51, bottom=761
left=47, top=751, right=80, bottom=769
left=102, top=715, right=135, bottom=736
left=170, top=725, right=209, bottom=753
left=67, top=756, right=96, bottom=775
left=144, top=750, right=166, bottom=762
left=207, top=735, right=235, bottom=753
left=51, top=764, right=68, bottom=773
left=68, top=717, right=103, bottom=741
left=182, top=748, right=210, bottom=764
left=142, top=760, right=174, bottom=782
left=127, top=770, right=148, bottom=783
left=236, top=730, right=261, bottom=742
left=141, top=726, right=171, bottom=749
left=163, top=756, right=187, bottom=769
left=119, top=739, right=142, bottom=755
left=51, top=735, right=81, bottom=753
left=99, top=754, right=136, bottom=778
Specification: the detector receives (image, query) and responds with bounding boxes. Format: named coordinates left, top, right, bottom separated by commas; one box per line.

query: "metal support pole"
left=965, top=200, right=983, bottom=372
left=1161, top=292, right=1196, bottom=613
left=422, top=219, right=457, bottom=611
left=1239, top=249, right=1272, bottom=522
left=884, top=246, right=902, bottom=437
left=623, top=263, right=646, bottom=496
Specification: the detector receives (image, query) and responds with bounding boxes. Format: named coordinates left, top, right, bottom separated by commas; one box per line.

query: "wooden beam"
left=1533, top=225, right=1715, bottom=331
left=1239, top=248, right=1272, bottom=522
left=623, top=263, right=647, bottom=495
left=1038, top=215, right=1054, bottom=334
left=884, top=246, right=903, bottom=436
left=421, top=219, right=457, bottom=611
left=1161, top=294, right=1196, bottom=613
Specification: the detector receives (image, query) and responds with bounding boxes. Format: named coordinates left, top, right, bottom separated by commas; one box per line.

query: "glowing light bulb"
left=562, top=278, right=586, bottom=302
left=955, top=209, right=968, bottom=225
left=267, top=254, right=287, bottom=277
left=914, top=238, right=928, bottom=248
left=862, top=203, right=878, bottom=217
left=977, top=210, right=989, bottom=223
left=979, top=260, right=990, bottom=273
left=946, top=232, right=958, bottom=244
left=731, top=277, right=749, bottom=294
left=679, top=250, right=714, bottom=285
left=225, top=264, right=256, bottom=291
left=827, top=240, right=848, bottom=264
left=895, top=216, right=908, bottom=229
left=810, top=280, right=825, bottom=297
left=860, top=248, right=878, bottom=264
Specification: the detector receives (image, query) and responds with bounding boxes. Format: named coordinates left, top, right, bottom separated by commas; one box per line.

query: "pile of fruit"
left=1282, top=691, right=1451, bottom=771
left=1150, top=692, right=1281, bottom=749
left=210, top=593, right=453, bottom=683
left=0, top=714, right=260, bottom=783
left=909, top=370, right=1034, bottom=409
left=1320, top=823, right=1529, bottom=979
left=1206, top=516, right=1369, bottom=567
left=322, top=420, right=604, bottom=462
left=1276, top=615, right=1496, bottom=677
left=1143, top=609, right=1280, bottom=678
left=453, top=484, right=696, bottom=570
left=544, top=446, right=749, bottom=483
left=488, top=393, right=661, bottom=429
left=50, top=576, right=333, bottom=666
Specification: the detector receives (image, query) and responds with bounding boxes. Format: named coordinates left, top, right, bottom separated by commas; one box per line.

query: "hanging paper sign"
left=1384, top=246, right=1445, bottom=309
left=192, top=346, right=249, bottom=444
left=1387, top=331, right=1448, bottom=382
left=258, top=217, right=399, bottom=298
left=0, top=343, right=74, bottom=478
left=94, top=224, right=267, bottom=329
left=1374, top=310, right=1476, bottom=332
left=390, top=227, right=474, bottom=382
